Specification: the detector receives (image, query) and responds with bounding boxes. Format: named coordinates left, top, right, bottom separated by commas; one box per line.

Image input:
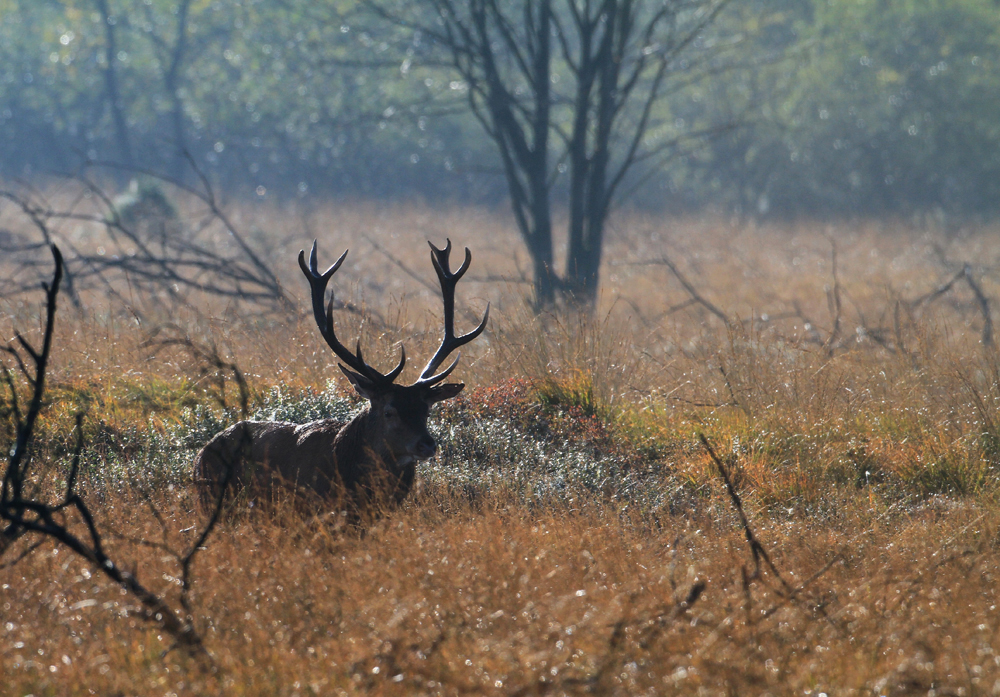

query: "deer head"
left=298, top=239, right=489, bottom=466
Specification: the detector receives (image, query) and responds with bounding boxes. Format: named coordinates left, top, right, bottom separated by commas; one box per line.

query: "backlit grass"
left=3, top=195, right=1000, bottom=694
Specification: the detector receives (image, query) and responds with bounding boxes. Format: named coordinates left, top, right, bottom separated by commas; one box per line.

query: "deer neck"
left=335, top=407, right=411, bottom=471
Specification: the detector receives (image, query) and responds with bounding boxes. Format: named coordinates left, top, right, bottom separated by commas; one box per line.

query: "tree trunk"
left=529, top=198, right=556, bottom=307
left=565, top=1, right=619, bottom=308
left=165, top=0, right=191, bottom=181
left=565, top=10, right=596, bottom=304
left=95, top=0, right=133, bottom=169
left=529, top=0, right=554, bottom=307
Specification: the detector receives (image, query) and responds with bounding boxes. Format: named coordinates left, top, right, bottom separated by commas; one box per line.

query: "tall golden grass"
left=3, top=192, right=1000, bottom=695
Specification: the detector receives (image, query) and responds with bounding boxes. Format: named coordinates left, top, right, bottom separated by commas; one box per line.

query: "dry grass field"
left=3, top=185, right=1000, bottom=695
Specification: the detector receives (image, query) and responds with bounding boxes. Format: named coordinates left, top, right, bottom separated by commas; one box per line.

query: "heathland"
left=2, top=195, right=1000, bottom=695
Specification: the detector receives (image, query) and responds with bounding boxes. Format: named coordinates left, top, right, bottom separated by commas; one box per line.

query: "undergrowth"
left=6, top=208, right=1000, bottom=694
left=32, top=362, right=1000, bottom=513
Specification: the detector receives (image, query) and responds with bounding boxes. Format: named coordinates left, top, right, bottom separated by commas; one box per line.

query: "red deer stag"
left=192, top=239, right=488, bottom=514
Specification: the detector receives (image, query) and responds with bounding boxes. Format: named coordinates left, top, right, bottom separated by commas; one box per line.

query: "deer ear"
left=339, top=364, right=378, bottom=400
left=424, top=382, right=464, bottom=404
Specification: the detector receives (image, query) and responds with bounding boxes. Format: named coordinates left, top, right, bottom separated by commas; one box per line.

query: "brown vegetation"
left=3, top=195, right=1000, bottom=695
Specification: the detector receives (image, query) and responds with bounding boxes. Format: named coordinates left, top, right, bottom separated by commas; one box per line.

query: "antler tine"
left=384, top=345, right=407, bottom=382
left=418, top=239, right=490, bottom=382
left=299, top=241, right=347, bottom=334
left=299, top=240, right=405, bottom=383
left=418, top=353, right=461, bottom=388
left=354, top=337, right=407, bottom=384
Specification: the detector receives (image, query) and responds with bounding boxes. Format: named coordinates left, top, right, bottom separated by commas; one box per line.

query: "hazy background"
left=2, top=0, right=997, bottom=220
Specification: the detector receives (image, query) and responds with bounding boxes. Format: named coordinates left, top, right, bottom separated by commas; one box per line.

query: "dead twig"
left=0, top=244, right=213, bottom=664
left=698, top=433, right=793, bottom=594
left=913, top=253, right=994, bottom=348
left=962, top=265, right=993, bottom=347
left=822, top=238, right=843, bottom=357
left=0, top=163, right=290, bottom=314
left=648, top=254, right=731, bottom=327
left=141, top=328, right=250, bottom=416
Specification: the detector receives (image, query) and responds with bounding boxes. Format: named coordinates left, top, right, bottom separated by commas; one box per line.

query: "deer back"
left=193, top=418, right=347, bottom=508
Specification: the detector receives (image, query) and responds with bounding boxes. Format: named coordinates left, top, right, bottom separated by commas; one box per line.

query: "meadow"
left=2, top=187, right=1000, bottom=695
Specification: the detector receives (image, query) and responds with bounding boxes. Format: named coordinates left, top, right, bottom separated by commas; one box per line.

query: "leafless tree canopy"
left=370, top=0, right=735, bottom=307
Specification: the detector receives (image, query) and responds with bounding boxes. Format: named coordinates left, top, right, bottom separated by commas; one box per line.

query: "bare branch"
left=0, top=244, right=211, bottom=663
left=647, top=253, right=730, bottom=326
left=698, top=433, right=793, bottom=594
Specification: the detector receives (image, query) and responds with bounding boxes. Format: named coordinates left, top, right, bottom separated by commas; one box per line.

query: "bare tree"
left=369, top=0, right=735, bottom=307
left=137, top=0, right=195, bottom=181
left=94, top=0, right=134, bottom=168
left=81, top=0, right=234, bottom=181
left=130, top=0, right=235, bottom=182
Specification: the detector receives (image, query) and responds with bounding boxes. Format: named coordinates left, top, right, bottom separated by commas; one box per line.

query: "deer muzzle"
left=414, top=435, right=437, bottom=460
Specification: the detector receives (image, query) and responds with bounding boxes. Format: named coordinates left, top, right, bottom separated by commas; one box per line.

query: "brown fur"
left=192, top=382, right=463, bottom=514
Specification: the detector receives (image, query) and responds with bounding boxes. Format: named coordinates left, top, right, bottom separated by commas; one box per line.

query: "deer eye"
left=383, top=405, right=398, bottom=419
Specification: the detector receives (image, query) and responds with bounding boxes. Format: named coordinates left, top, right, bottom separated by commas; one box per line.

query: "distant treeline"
left=1, top=0, right=997, bottom=218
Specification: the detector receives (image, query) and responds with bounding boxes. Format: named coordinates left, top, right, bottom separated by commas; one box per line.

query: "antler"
left=417, top=239, right=490, bottom=386
left=298, top=241, right=406, bottom=384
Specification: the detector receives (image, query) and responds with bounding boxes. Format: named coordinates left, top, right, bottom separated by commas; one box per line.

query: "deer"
left=192, top=239, right=488, bottom=515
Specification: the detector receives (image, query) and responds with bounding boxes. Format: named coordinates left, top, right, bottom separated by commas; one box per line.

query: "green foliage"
left=2, top=0, right=998, bottom=215
left=700, top=0, right=1000, bottom=216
